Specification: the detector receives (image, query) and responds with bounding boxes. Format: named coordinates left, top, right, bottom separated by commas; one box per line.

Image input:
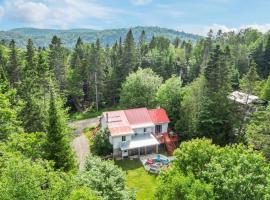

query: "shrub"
left=90, top=128, right=112, bottom=156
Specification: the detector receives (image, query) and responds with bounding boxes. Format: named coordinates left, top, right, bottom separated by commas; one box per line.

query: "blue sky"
left=0, top=0, right=270, bottom=35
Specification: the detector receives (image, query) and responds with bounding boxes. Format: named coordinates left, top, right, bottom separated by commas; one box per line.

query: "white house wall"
left=100, top=114, right=107, bottom=128
left=133, top=126, right=154, bottom=135
left=110, top=135, right=132, bottom=149
left=154, top=123, right=168, bottom=133
left=161, top=123, right=168, bottom=133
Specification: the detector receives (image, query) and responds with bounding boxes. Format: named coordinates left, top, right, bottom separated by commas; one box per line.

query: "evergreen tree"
left=48, top=36, right=68, bottom=91
left=198, top=45, right=236, bottom=144
left=241, top=60, right=260, bottom=95
left=46, top=89, right=75, bottom=171
left=138, top=30, right=148, bottom=67
left=0, top=47, right=7, bottom=82
left=19, top=39, right=47, bottom=133
left=262, top=35, right=270, bottom=78
left=251, top=41, right=264, bottom=77
left=201, top=30, right=213, bottom=71
left=6, top=40, right=21, bottom=87
left=25, top=39, right=35, bottom=73
left=121, top=29, right=137, bottom=79
left=68, top=37, right=85, bottom=111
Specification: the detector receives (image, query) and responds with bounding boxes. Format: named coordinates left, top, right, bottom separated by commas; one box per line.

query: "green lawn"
left=115, top=159, right=157, bottom=200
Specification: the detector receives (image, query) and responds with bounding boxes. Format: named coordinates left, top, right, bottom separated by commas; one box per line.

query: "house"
left=228, top=91, right=268, bottom=112
left=100, top=107, right=173, bottom=158
left=228, top=91, right=260, bottom=105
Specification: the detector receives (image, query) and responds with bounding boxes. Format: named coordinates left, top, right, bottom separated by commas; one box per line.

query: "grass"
left=83, top=125, right=96, bottom=142
left=69, top=109, right=102, bottom=121
left=115, top=159, right=158, bottom=200
left=69, top=106, right=121, bottom=122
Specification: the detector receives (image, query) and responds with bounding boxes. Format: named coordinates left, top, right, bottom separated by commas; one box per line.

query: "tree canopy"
left=120, top=68, right=162, bottom=108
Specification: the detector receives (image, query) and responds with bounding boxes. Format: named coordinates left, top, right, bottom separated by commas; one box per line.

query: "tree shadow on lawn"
left=115, top=158, right=143, bottom=171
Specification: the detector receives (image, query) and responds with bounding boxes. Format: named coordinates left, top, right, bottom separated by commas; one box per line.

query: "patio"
left=139, top=153, right=176, bottom=174
left=120, top=134, right=160, bottom=157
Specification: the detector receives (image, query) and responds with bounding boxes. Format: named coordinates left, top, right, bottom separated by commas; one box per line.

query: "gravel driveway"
left=70, top=117, right=100, bottom=169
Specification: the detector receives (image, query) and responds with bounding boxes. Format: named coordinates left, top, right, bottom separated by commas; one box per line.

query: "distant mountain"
left=0, top=26, right=202, bottom=48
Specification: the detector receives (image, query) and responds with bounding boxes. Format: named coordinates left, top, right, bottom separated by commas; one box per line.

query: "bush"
left=90, top=128, right=112, bottom=156
left=156, top=170, right=214, bottom=200
left=156, top=138, right=270, bottom=200
left=77, top=155, right=135, bottom=200
left=67, top=187, right=102, bottom=200
left=0, top=150, right=73, bottom=200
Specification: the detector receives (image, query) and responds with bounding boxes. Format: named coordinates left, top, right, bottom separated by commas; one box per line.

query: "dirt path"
left=70, top=117, right=100, bottom=169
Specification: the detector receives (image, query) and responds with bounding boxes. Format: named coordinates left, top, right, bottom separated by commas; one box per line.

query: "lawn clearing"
left=115, top=159, right=157, bottom=200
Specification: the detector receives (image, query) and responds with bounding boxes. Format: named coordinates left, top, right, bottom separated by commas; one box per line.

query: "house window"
left=122, top=136, right=126, bottom=141
left=155, top=125, right=162, bottom=133
left=144, top=128, right=147, bottom=133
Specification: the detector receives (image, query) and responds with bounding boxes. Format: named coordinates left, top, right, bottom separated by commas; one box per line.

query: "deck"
left=154, top=133, right=178, bottom=155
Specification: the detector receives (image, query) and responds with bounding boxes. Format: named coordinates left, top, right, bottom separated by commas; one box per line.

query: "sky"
left=0, top=0, right=270, bottom=35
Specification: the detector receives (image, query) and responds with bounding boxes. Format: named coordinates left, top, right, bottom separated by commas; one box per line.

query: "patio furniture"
left=146, top=159, right=153, bottom=165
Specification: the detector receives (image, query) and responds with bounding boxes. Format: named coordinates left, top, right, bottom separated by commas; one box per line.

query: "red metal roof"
left=148, top=108, right=170, bottom=124
left=124, top=108, right=154, bottom=128
left=108, top=126, right=134, bottom=136
left=103, top=107, right=170, bottom=136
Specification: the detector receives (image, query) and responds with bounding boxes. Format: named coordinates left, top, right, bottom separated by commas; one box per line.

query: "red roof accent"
left=124, top=108, right=154, bottom=128
left=108, top=126, right=134, bottom=136
left=103, top=107, right=170, bottom=136
left=148, top=108, right=170, bottom=124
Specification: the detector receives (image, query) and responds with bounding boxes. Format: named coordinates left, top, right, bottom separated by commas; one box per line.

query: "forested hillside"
left=1, top=27, right=270, bottom=199
left=0, top=26, right=201, bottom=48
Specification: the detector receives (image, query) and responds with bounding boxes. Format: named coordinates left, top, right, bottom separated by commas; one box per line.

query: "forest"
left=1, top=27, right=270, bottom=199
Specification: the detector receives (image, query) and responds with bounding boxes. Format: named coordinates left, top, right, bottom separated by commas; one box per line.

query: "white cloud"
left=2, top=0, right=117, bottom=29
left=179, top=24, right=270, bottom=36
left=131, top=0, right=152, bottom=5
left=6, top=0, right=49, bottom=23
left=240, top=24, right=270, bottom=33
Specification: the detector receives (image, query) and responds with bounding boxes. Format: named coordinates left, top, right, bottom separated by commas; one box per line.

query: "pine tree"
left=204, top=45, right=229, bottom=92
left=241, top=60, right=260, bottom=95
left=121, top=29, right=137, bottom=78
left=198, top=45, right=236, bottom=144
left=18, top=39, right=47, bottom=133
left=138, top=30, right=148, bottom=67
left=201, top=30, right=213, bottom=72
left=68, top=37, right=85, bottom=111
left=0, top=47, right=7, bottom=83
left=48, top=36, right=67, bottom=91
left=46, top=89, right=75, bottom=171
left=251, top=41, right=264, bottom=77
left=6, top=40, right=21, bottom=87
left=107, top=41, right=122, bottom=105
left=25, top=39, right=35, bottom=72
left=262, top=35, right=270, bottom=78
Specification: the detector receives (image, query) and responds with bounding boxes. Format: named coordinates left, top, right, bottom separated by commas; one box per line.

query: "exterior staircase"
left=163, top=133, right=177, bottom=155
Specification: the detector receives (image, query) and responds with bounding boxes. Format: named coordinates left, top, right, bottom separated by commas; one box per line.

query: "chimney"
left=106, top=113, right=109, bottom=123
